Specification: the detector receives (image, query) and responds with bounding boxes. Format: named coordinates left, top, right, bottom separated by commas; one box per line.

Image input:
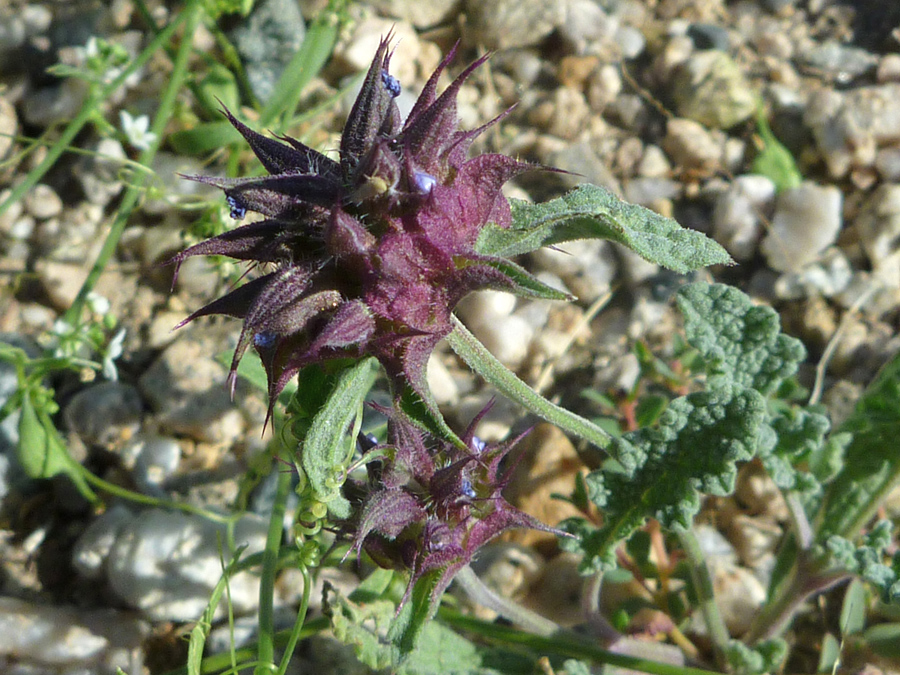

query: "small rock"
left=133, top=435, right=182, bottom=489
left=855, top=184, right=900, bottom=287
left=104, top=509, right=268, bottom=621
left=63, top=381, right=143, bottom=448
left=22, top=78, right=89, bottom=127
left=0, top=597, right=146, bottom=669
left=426, top=353, right=459, bottom=407
left=672, top=50, right=757, bottom=129
left=546, top=87, right=590, bottom=140
left=773, top=246, right=853, bottom=300
left=23, top=183, right=63, bottom=219
left=686, top=23, right=730, bottom=51
left=465, top=0, right=564, bottom=50
left=798, top=41, right=878, bottom=84
left=531, top=238, right=617, bottom=302
left=712, top=564, right=767, bottom=636
left=138, top=336, right=244, bottom=443
left=735, top=462, right=789, bottom=521
left=72, top=504, right=133, bottom=580
left=727, top=514, right=783, bottom=569
left=712, top=175, right=776, bottom=261
left=34, top=260, right=90, bottom=310
left=877, top=54, right=900, bottom=83
left=505, top=424, right=587, bottom=548
left=557, top=0, right=616, bottom=55
left=615, top=25, right=646, bottom=60
left=545, top=141, right=621, bottom=193
left=623, top=177, right=681, bottom=206
left=338, top=18, right=438, bottom=87
left=636, top=144, right=671, bottom=178
left=805, top=84, right=900, bottom=178
left=694, top=523, right=738, bottom=567
left=760, top=182, right=842, bottom=273
left=663, top=118, right=723, bottom=171
left=75, top=138, right=127, bottom=206
left=0, top=95, right=16, bottom=161
left=367, top=0, right=460, bottom=28
left=586, top=63, right=623, bottom=113
left=226, top=0, right=305, bottom=103
left=875, top=146, right=900, bottom=181
left=523, top=553, right=583, bottom=626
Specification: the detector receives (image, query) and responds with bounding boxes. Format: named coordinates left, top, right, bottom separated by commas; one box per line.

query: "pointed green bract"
left=476, top=183, right=733, bottom=273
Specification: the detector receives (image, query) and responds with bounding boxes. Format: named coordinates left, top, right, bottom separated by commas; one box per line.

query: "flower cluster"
left=173, top=37, right=537, bottom=420
left=345, top=408, right=558, bottom=607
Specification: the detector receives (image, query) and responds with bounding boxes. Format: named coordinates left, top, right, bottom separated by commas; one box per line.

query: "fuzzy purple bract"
left=344, top=408, right=561, bottom=609
left=172, top=38, right=536, bottom=418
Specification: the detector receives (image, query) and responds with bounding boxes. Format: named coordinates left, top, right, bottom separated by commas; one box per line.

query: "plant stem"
left=276, top=565, right=312, bottom=675
left=447, top=316, right=611, bottom=452
left=454, top=564, right=560, bottom=637
left=678, top=528, right=731, bottom=670
left=63, top=0, right=202, bottom=327
left=255, top=456, right=292, bottom=675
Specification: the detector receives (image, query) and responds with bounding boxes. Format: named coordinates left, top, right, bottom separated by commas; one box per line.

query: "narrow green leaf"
left=459, top=257, right=572, bottom=301
left=840, top=578, right=867, bottom=636
left=751, top=109, right=802, bottom=193
left=477, top=184, right=732, bottom=272
left=301, top=357, right=377, bottom=505
left=818, top=350, right=900, bottom=541
left=864, top=623, right=900, bottom=658
left=816, top=633, right=840, bottom=674
left=17, top=394, right=69, bottom=480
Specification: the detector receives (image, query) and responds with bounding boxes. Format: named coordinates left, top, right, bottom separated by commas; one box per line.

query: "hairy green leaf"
left=573, top=386, right=765, bottom=571
left=300, top=358, right=377, bottom=512
left=758, top=406, right=830, bottom=492
left=476, top=184, right=733, bottom=272
left=677, top=283, right=806, bottom=395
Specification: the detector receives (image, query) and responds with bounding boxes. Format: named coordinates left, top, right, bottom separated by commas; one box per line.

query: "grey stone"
left=133, top=435, right=182, bottom=489
left=138, top=336, right=244, bottom=443
left=687, top=23, right=730, bottom=51
left=75, top=138, right=127, bottom=206
left=63, top=381, right=143, bottom=448
left=227, top=0, right=305, bottom=103
left=624, top=177, right=681, bottom=206
left=712, top=175, right=776, bottom=261
left=773, top=247, right=853, bottom=300
left=615, top=25, right=646, bottom=59
left=0, top=95, right=16, bottom=161
left=557, top=0, right=615, bottom=55
left=798, top=41, right=878, bottom=84
left=368, top=0, right=460, bottom=28
left=0, top=597, right=146, bottom=671
left=875, top=146, right=900, bottom=181
left=672, top=51, right=757, bottom=129
left=22, top=79, right=89, bottom=128
left=663, top=117, right=723, bottom=170
left=104, top=509, right=268, bottom=621
left=72, top=504, right=133, bottom=580
left=760, top=182, right=842, bottom=273
left=465, top=0, right=564, bottom=50
left=805, top=84, right=900, bottom=178
left=23, top=184, right=63, bottom=220
left=855, top=183, right=900, bottom=287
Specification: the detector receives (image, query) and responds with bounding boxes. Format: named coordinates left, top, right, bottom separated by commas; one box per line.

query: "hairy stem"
left=447, top=316, right=611, bottom=453
left=678, top=528, right=731, bottom=669
left=454, top=564, right=560, bottom=637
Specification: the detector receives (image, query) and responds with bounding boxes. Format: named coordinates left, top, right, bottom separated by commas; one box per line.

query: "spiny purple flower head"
left=172, top=36, right=536, bottom=420
left=343, top=408, right=563, bottom=610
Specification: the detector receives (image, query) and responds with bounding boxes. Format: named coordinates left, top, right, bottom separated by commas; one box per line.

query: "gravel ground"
left=1, top=0, right=900, bottom=673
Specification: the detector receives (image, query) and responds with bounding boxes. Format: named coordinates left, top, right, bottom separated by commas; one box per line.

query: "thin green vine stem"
left=275, top=564, right=312, bottom=675
left=76, top=464, right=239, bottom=524
left=63, top=0, right=203, bottom=327
left=0, top=9, right=189, bottom=219
left=677, top=528, right=731, bottom=670
left=447, top=315, right=611, bottom=452
left=255, top=455, right=293, bottom=675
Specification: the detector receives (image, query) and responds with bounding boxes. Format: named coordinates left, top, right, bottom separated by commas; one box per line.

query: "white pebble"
left=761, top=182, right=842, bottom=273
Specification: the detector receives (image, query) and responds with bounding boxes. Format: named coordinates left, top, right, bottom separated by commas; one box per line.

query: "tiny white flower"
left=102, top=328, right=127, bottom=381
left=120, top=110, right=157, bottom=151
left=86, top=292, right=111, bottom=315
left=51, top=318, right=75, bottom=337
left=84, top=36, right=100, bottom=59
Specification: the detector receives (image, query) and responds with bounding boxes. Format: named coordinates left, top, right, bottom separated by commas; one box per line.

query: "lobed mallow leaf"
left=676, top=283, right=806, bottom=395
left=476, top=183, right=733, bottom=273
left=571, top=386, right=765, bottom=571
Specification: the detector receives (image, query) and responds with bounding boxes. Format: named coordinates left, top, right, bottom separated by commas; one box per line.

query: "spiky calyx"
left=173, top=38, right=540, bottom=418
